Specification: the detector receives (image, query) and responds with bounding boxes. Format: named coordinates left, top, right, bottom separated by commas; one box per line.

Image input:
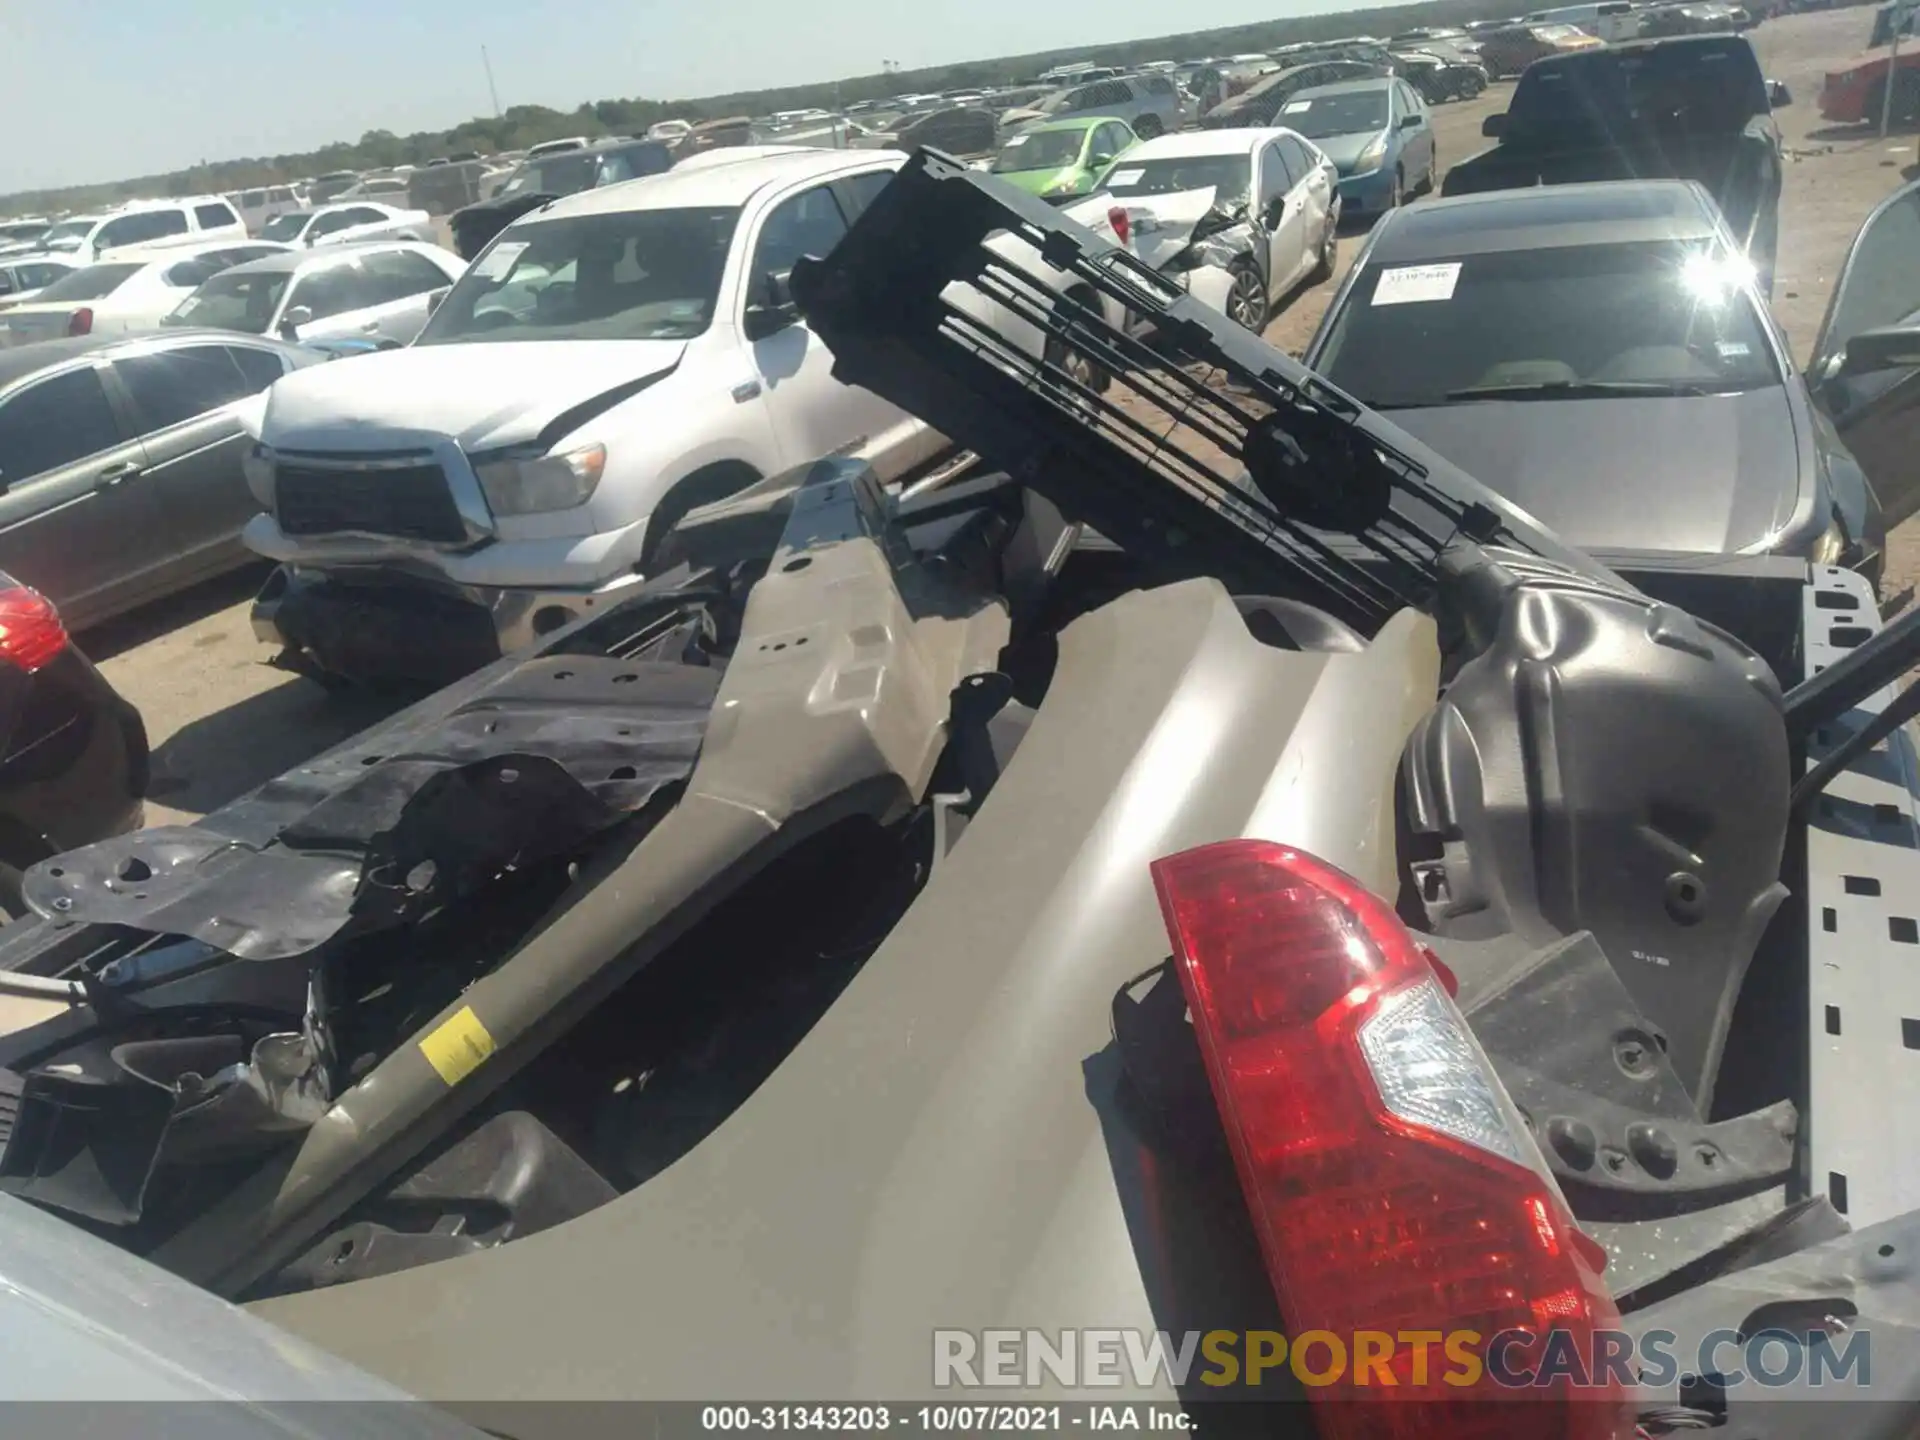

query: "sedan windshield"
left=262, top=213, right=312, bottom=242
left=164, top=269, right=291, bottom=333
left=1098, top=154, right=1251, bottom=205
left=1285, top=90, right=1391, bottom=138
left=992, top=126, right=1089, bottom=173
left=1314, top=240, right=1780, bottom=409
left=418, top=206, right=740, bottom=345
left=34, top=262, right=143, bottom=303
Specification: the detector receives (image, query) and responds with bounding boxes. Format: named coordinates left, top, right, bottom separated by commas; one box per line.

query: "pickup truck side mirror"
left=743, top=271, right=798, bottom=342
left=1482, top=112, right=1507, bottom=137
left=278, top=304, right=314, bottom=339
left=1836, top=323, right=1920, bottom=378
left=1767, top=78, right=1792, bottom=107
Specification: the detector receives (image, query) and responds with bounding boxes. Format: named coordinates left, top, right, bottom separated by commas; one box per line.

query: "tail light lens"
left=66, top=307, right=92, bottom=337
left=1107, top=205, right=1131, bottom=246
left=1151, top=839, right=1630, bottom=1439
left=0, top=586, right=68, bottom=673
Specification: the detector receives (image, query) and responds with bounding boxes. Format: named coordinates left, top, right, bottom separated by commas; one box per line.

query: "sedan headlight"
left=1809, top=516, right=1850, bottom=566
left=1351, top=133, right=1390, bottom=175
left=473, top=442, right=607, bottom=517
left=243, top=442, right=276, bottom=508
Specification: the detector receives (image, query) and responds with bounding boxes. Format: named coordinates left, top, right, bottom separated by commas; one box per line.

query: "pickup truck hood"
left=1066, top=186, right=1225, bottom=270
left=1382, top=390, right=1805, bottom=554
left=259, top=339, right=686, bottom=453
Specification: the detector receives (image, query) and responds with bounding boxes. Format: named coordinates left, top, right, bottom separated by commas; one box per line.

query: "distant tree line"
left=2, top=0, right=1522, bottom=216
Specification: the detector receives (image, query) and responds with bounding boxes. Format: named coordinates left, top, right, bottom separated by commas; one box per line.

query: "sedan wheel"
left=1225, top=266, right=1266, bottom=332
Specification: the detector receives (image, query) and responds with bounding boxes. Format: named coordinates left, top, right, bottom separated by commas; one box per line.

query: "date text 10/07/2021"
left=699, top=1406, right=1195, bottom=1432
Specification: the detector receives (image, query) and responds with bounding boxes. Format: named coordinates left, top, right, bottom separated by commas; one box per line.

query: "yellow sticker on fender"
left=419, top=1006, right=495, bottom=1085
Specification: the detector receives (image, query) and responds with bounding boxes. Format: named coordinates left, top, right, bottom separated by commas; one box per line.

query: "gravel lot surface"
left=89, top=6, right=1917, bottom=827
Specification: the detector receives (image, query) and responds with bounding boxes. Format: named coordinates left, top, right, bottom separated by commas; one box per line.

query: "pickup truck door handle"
left=95, top=461, right=141, bottom=490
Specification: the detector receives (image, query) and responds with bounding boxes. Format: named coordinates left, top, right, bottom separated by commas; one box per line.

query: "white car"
left=1064, top=127, right=1341, bottom=330
left=0, top=240, right=290, bottom=348
left=225, top=184, right=309, bottom=236
left=165, top=242, right=466, bottom=348
left=34, top=196, right=249, bottom=265
left=258, top=202, right=435, bottom=250
left=0, top=253, right=81, bottom=311
left=242, top=148, right=948, bottom=670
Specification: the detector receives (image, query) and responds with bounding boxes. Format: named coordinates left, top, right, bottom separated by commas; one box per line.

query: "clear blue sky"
left=0, top=0, right=1361, bottom=193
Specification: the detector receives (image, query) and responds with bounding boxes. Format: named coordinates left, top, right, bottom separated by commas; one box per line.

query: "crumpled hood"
left=1065, top=186, right=1229, bottom=270
left=1382, top=391, right=1806, bottom=554
left=258, top=339, right=686, bottom=453
left=1316, top=130, right=1388, bottom=172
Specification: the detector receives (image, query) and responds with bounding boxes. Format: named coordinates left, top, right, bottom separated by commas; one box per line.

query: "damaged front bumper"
left=252, top=563, right=653, bottom=688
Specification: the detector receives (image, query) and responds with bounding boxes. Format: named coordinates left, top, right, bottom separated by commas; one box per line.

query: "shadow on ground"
left=76, top=563, right=275, bottom=665
left=146, top=677, right=402, bottom=817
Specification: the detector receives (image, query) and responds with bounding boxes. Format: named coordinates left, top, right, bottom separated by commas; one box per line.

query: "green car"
left=989, top=115, right=1139, bottom=203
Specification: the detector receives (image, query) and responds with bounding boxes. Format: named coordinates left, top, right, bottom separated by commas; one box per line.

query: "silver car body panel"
left=250, top=578, right=1438, bottom=1403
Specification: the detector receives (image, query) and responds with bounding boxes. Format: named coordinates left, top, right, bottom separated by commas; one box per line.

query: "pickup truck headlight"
left=473, top=442, right=607, bottom=516
left=1351, top=134, right=1389, bottom=175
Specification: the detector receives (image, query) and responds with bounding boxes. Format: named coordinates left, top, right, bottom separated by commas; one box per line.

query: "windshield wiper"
left=1443, top=379, right=1717, bottom=401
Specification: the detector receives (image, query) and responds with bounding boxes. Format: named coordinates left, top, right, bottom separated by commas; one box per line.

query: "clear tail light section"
left=0, top=586, right=69, bottom=673
left=1150, top=839, right=1631, bottom=1440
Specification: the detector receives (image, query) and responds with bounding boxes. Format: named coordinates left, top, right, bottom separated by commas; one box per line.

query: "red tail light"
left=1151, top=840, right=1629, bottom=1439
left=66, top=307, right=93, bottom=337
left=1107, top=205, right=1131, bottom=246
left=0, top=586, right=68, bottom=673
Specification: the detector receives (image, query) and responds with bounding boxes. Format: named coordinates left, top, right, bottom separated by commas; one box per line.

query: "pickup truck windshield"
left=500, top=153, right=600, bottom=198
left=1507, top=40, right=1768, bottom=141
left=1316, top=239, right=1780, bottom=408
left=417, top=205, right=741, bottom=345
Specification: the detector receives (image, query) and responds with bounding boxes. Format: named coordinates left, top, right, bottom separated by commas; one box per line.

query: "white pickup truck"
left=242, top=148, right=948, bottom=685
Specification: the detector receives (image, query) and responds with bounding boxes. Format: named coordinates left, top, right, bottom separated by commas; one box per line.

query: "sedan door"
left=347, top=249, right=462, bottom=344
left=1808, top=178, right=1920, bottom=529
left=108, top=341, right=287, bottom=581
left=1256, top=140, right=1311, bottom=300
left=1394, top=81, right=1437, bottom=188
left=0, top=362, right=168, bottom=627
left=279, top=257, right=390, bottom=343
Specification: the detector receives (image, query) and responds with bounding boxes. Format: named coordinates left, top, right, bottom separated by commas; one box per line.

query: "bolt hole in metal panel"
left=1805, top=565, right=1920, bottom=1224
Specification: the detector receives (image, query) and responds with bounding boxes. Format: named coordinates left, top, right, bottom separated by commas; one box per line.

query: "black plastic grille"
left=276, top=459, right=466, bottom=543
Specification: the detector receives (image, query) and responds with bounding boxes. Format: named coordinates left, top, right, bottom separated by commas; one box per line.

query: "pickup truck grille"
left=275, top=457, right=467, bottom=544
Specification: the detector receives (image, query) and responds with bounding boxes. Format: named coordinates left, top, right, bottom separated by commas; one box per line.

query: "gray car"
left=0, top=331, right=322, bottom=629
left=1302, top=179, right=1907, bottom=582
left=164, top=242, right=466, bottom=349
left=1000, top=71, right=1189, bottom=140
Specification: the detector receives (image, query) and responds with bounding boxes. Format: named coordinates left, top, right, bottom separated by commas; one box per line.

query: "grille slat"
left=276, top=459, right=467, bottom=544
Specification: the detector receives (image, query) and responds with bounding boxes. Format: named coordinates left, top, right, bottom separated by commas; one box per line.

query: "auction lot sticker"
left=1372, top=262, right=1462, bottom=306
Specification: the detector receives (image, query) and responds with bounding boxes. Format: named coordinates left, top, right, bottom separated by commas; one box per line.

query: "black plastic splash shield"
left=19, top=656, right=721, bottom=960
left=789, top=148, right=1627, bottom=633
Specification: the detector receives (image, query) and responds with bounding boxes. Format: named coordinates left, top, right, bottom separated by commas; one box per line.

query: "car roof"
left=1120, top=129, right=1274, bottom=160
left=543, top=148, right=908, bottom=219
left=1362, top=179, right=1721, bottom=264
left=1293, top=77, right=1399, bottom=98
left=206, top=243, right=393, bottom=278
left=1021, top=113, right=1129, bottom=133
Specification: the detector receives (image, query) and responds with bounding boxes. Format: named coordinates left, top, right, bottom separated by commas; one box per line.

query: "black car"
left=449, top=139, right=676, bottom=261
left=0, top=577, right=146, bottom=915
left=1302, top=179, right=1920, bottom=590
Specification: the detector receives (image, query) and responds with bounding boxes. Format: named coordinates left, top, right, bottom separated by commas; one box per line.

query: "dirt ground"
left=90, top=6, right=1919, bottom=827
